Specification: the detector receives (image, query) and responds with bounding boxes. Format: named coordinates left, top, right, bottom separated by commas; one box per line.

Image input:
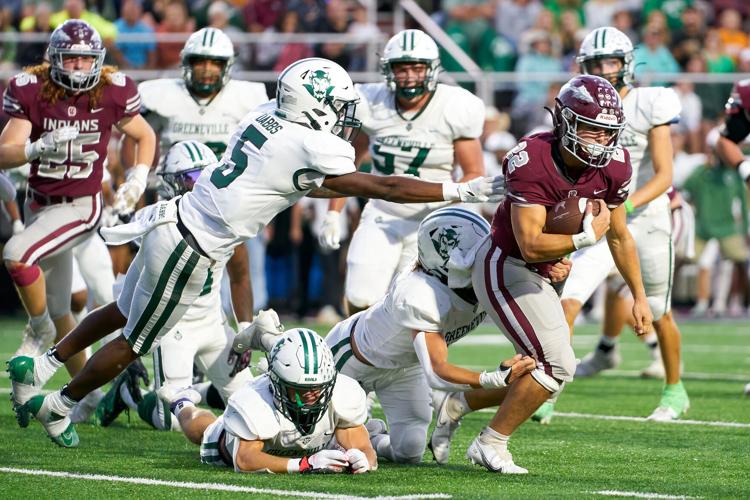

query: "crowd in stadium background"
left=0, top=0, right=749, bottom=324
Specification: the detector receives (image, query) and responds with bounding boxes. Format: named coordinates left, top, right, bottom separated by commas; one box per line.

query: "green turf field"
left=0, top=316, right=748, bottom=499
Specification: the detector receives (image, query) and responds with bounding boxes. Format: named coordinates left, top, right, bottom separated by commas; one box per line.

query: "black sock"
left=60, top=384, right=81, bottom=403
left=47, top=346, right=65, bottom=363
left=646, top=340, right=658, bottom=350
left=206, top=384, right=225, bottom=410
left=597, top=340, right=615, bottom=353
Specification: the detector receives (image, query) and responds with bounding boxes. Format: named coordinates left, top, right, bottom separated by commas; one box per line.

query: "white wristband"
left=128, top=163, right=151, bottom=189
left=738, top=160, right=750, bottom=182
left=479, top=369, right=509, bottom=389
left=24, top=141, right=39, bottom=162
left=572, top=231, right=596, bottom=250
left=441, top=181, right=460, bottom=201
left=287, top=458, right=301, bottom=473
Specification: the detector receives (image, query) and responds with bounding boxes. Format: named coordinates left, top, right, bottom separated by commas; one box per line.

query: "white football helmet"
left=577, top=27, right=634, bottom=89
left=275, top=57, right=361, bottom=142
left=417, top=207, right=490, bottom=287
left=181, top=27, right=235, bottom=95
left=157, top=140, right=217, bottom=198
left=267, top=328, right=336, bottom=435
left=381, top=29, right=441, bottom=99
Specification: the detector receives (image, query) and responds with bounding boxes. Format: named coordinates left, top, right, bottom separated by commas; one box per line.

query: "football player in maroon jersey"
left=0, top=20, right=155, bottom=375
left=464, top=75, right=652, bottom=473
left=715, top=79, right=750, bottom=396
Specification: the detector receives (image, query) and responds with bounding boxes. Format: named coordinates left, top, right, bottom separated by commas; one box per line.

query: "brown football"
left=544, top=197, right=601, bottom=235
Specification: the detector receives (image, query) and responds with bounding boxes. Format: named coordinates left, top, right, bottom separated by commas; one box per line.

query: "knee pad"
left=391, top=432, right=426, bottom=464
left=531, top=368, right=561, bottom=395
left=647, top=295, right=669, bottom=322
left=7, top=263, right=41, bottom=287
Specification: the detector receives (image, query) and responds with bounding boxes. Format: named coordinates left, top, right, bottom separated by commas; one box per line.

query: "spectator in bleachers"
left=738, top=47, right=750, bottom=73
left=673, top=80, right=703, bottom=154
left=495, top=0, right=541, bottom=48
left=633, top=23, right=681, bottom=85
left=558, top=9, right=581, bottom=59
left=155, top=0, right=194, bottom=68
left=347, top=1, right=379, bottom=71
left=113, top=0, right=156, bottom=69
left=15, top=2, right=52, bottom=67
left=686, top=53, right=728, bottom=125
left=288, top=0, right=327, bottom=32
left=243, top=0, right=284, bottom=33
left=315, top=0, right=350, bottom=69
left=477, top=27, right=515, bottom=73
left=716, top=8, right=748, bottom=63
left=207, top=1, right=251, bottom=69
left=704, top=28, right=735, bottom=73
left=671, top=5, right=706, bottom=68
left=0, top=7, right=17, bottom=70
left=583, top=0, right=620, bottom=30
left=543, top=0, right=584, bottom=27
left=612, top=8, right=638, bottom=45
left=442, top=0, right=494, bottom=62
left=642, top=0, right=693, bottom=31
left=272, top=10, right=312, bottom=72
left=48, top=0, right=117, bottom=45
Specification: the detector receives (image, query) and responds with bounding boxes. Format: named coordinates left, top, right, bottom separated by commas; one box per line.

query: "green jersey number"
left=210, top=125, right=267, bottom=189
left=371, top=145, right=430, bottom=177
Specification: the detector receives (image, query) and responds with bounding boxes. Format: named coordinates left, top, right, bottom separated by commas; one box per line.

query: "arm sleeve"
left=445, top=90, right=485, bottom=139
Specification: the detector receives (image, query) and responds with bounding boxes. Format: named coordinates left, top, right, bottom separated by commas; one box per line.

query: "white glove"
left=318, top=210, right=342, bottom=252
left=100, top=205, right=133, bottom=228
left=232, top=308, right=284, bottom=353
left=479, top=365, right=513, bottom=389
left=442, top=176, right=506, bottom=203
left=289, top=449, right=348, bottom=473
left=11, top=219, right=24, bottom=235
left=345, top=448, right=370, bottom=474
left=25, top=126, right=79, bottom=161
left=738, top=159, right=750, bottom=182
left=113, top=164, right=150, bottom=214
left=572, top=211, right=597, bottom=250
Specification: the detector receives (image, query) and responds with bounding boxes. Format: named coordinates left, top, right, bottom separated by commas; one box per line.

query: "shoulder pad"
left=138, top=79, right=181, bottom=115
left=441, top=85, right=485, bottom=139
left=224, top=377, right=280, bottom=441
left=3, top=72, right=40, bottom=118
left=303, top=133, right=356, bottom=176
left=390, top=272, right=449, bottom=331
left=224, top=80, right=269, bottom=110
left=331, top=374, right=368, bottom=428
left=641, top=86, right=681, bottom=127
left=109, top=71, right=127, bottom=87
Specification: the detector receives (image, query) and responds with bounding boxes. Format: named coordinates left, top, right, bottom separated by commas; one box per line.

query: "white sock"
left=170, top=398, right=195, bottom=418
left=446, top=392, right=470, bottom=420
left=30, top=310, right=53, bottom=334
left=35, top=351, right=63, bottom=383
left=119, top=383, right=139, bottom=411
left=49, top=390, right=76, bottom=415
left=478, top=426, right=509, bottom=451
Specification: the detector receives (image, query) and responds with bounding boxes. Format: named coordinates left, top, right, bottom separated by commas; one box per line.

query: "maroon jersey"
left=2, top=70, right=140, bottom=197
left=491, top=132, right=632, bottom=278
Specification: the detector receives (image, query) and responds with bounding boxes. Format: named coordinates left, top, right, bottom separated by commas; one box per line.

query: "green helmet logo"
left=302, top=69, right=334, bottom=102
left=430, top=227, right=460, bottom=268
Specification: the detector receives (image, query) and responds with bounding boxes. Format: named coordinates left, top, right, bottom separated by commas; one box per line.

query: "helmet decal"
left=302, top=69, right=334, bottom=102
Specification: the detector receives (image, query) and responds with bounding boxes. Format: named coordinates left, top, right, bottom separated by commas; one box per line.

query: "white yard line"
left=0, top=467, right=450, bottom=500
left=592, top=490, right=699, bottom=499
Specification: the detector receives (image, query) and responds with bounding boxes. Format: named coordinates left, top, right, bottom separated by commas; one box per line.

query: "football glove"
left=232, top=309, right=284, bottom=353
left=293, top=449, right=349, bottom=474
left=345, top=448, right=371, bottom=474
left=113, top=164, right=150, bottom=215
left=25, top=126, right=79, bottom=161
left=318, top=210, right=342, bottom=252
left=442, top=176, right=506, bottom=203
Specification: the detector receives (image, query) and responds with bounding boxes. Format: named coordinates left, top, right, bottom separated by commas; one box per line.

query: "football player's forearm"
left=0, top=144, right=29, bottom=168
left=235, top=449, right=291, bottom=474
left=228, top=245, right=253, bottom=321
left=608, top=236, right=647, bottom=300
left=628, top=169, right=671, bottom=209
left=518, top=233, right=576, bottom=263
left=716, top=135, right=746, bottom=168
left=134, top=133, right=156, bottom=169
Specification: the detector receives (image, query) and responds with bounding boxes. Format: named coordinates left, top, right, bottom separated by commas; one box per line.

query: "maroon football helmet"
left=47, top=20, right=106, bottom=93
left=553, top=75, right=625, bottom=168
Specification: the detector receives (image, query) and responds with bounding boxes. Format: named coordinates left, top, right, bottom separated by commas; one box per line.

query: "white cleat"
left=640, top=357, right=665, bottom=379
left=575, top=345, right=621, bottom=378
left=646, top=406, right=679, bottom=422
left=232, top=309, right=284, bottom=353
left=157, top=384, right=202, bottom=407
left=466, top=437, right=528, bottom=474
left=744, top=383, right=750, bottom=396
left=6, top=355, right=57, bottom=428
left=15, top=323, right=55, bottom=357
left=70, top=388, right=105, bottom=424
left=429, top=391, right=462, bottom=465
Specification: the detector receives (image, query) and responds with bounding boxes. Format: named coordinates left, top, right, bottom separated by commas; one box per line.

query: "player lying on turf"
left=308, top=207, right=567, bottom=469
left=8, top=57, right=506, bottom=448
left=162, top=329, right=377, bottom=474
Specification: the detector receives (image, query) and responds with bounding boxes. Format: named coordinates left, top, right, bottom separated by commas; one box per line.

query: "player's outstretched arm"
left=335, top=424, right=377, bottom=473
left=605, top=204, right=653, bottom=335
left=413, top=331, right=535, bottom=391
left=320, top=171, right=504, bottom=204
left=234, top=439, right=350, bottom=474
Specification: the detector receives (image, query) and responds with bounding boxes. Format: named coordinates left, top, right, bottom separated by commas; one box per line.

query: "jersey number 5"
left=210, top=125, right=266, bottom=188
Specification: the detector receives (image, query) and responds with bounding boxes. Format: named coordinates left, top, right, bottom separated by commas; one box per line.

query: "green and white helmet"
left=577, top=27, right=634, bottom=89
left=267, top=328, right=337, bottom=435
left=157, top=140, right=217, bottom=198
left=381, top=29, right=441, bottom=99
left=275, top=57, right=361, bottom=142
left=181, top=27, right=235, bottom=95
left=417, top=207, right=490, bottom=287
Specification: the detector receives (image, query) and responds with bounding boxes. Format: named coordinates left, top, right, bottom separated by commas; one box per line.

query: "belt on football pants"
left=217, top=430, right=234, bottom=466
left=348, top=318, right=373, bottom=367
left=175, top=199, right=208, bottom=258
left=27, top=188, right=76, bottom=206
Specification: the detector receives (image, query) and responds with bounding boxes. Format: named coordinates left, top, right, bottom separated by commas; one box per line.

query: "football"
left=544, top=197, right=601, bottom=235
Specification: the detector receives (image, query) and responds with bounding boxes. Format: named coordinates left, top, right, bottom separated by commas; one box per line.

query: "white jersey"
left=356, top=83, right=485, bottom=219
left=619, top=86, right=681, bottom=217
left=222, top=373, right=367, bottom=457
left=178, top=101, right=356, bottom=261
left=354, top=269, right=486, bottom=370
left=139, top=78, right=269, bottom=158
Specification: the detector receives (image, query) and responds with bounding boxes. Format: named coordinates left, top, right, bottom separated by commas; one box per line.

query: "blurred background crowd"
left=0, top=0, right=749, bottom=324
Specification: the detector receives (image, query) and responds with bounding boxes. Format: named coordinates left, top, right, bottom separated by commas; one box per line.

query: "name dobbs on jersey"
left=43, top=117, right=100, bottom=132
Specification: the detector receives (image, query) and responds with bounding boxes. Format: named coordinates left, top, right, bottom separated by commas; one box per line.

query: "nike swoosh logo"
left=593, top=189, right=607, bottom=195
left=91, top=108, right=104, bottom=113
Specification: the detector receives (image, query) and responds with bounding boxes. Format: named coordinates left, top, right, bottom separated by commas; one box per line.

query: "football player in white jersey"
left=319, top=29, right=487, bottom=314
left=550, top=27, right=689, bottom=422
left=8, top=57, right=505, bottom=447
left=319, top=207, right=562, bottom=471
left=121, top=27, right=269, bottom=162
left=162, top=329, right=376, bottom=473
left=94, top=140, right=255, bottom=430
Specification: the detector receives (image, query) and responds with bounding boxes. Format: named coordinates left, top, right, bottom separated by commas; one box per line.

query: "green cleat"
left=531, top=401, right=555, bottom=425
left=6, top=356, right=39, bottom=428
left=25, top=394, right=79, bottom=448
left=96, top=364, right=145, bottom=427
left=647, top=383, right=690, bottom=421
